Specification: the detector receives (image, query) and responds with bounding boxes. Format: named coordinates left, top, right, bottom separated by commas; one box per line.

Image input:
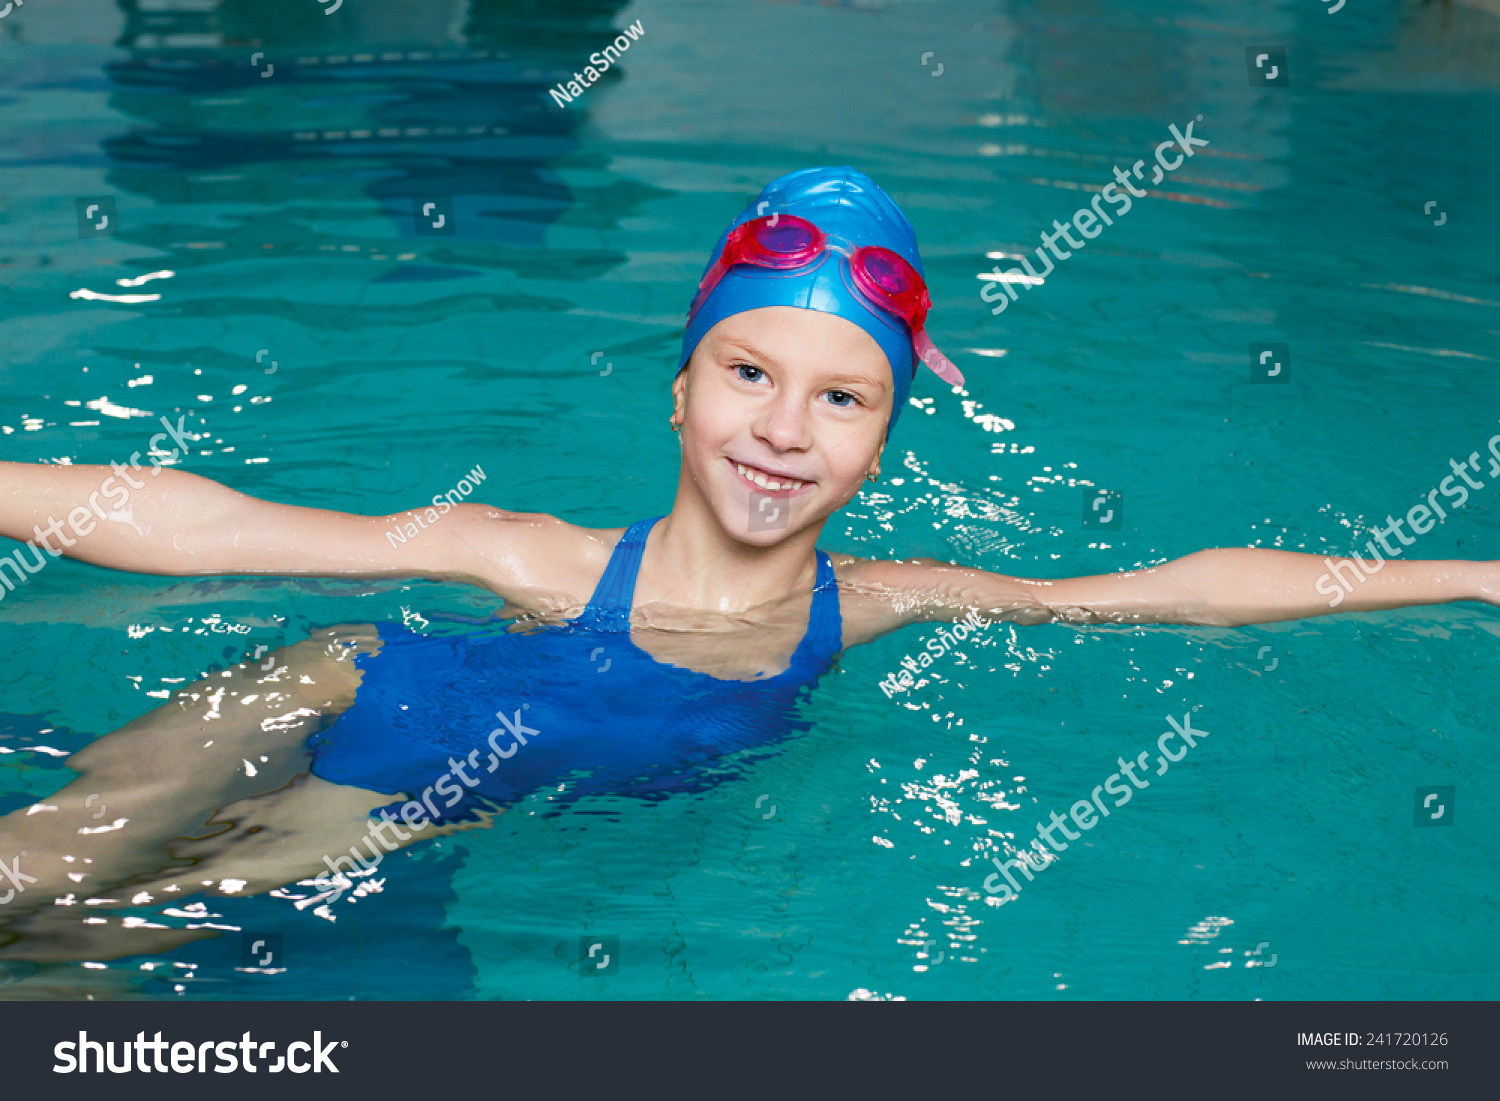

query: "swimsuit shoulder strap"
left=787, top=550, right=844, bottom=669
left=577, top=515, right=664, bottom=632
left=577, top=518, right=843, bottom=665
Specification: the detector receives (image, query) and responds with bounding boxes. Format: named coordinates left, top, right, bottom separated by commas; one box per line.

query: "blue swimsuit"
left=307, top=516, right=844, bottom=821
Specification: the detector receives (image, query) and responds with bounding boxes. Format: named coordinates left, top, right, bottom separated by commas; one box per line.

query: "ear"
left=670, top=363, right=690, bottom=422
left=866, top=438, right=886, bottom=479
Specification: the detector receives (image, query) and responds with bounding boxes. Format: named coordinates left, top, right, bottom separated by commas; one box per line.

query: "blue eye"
left=825, top=389, right=857, bottom=407
left=734, top=363, right=764, bottom=383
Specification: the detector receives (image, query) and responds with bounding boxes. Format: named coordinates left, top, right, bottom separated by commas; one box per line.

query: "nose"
left=751, top=390, right=813, bottom=453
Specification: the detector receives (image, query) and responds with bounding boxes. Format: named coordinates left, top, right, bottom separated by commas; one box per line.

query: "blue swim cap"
left=677, top=166, right=930, bottom=438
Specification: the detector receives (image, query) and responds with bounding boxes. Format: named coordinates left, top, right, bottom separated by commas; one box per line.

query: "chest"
left=497, top=596, right=818, bottom=680
left=626, top=617, right=810, bottom=680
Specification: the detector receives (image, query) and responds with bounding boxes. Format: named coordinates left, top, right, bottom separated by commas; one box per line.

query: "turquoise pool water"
left=2, top=0, right=1499, bottom=999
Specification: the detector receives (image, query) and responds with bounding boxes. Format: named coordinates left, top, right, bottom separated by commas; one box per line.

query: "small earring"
left=669, top=416, right=681, bottom=432
left=866, top=470, right=879, bottom=483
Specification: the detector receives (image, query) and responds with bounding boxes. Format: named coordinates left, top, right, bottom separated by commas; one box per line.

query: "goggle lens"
left=754, top=220, right=819, bottom=256
left=858, top=248, right=909, bottom=295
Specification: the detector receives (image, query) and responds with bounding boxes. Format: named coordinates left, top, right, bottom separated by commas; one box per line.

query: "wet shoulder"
left=820, top=551, right=930, bottom=647
left=461, top=509, right=629, bottom=617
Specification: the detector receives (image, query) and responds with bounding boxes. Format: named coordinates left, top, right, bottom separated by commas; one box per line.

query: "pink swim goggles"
left=687, top=213, right=965, bottom=387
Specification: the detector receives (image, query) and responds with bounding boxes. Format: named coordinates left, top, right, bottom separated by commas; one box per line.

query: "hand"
left=1470, top=561, right=1500, bottom=608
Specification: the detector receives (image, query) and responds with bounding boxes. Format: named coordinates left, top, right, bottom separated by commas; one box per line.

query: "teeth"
left=736, top=462, right=805, bottom=492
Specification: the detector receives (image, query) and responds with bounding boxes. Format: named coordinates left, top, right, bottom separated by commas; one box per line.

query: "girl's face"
left=672, top=306, right=894, bottom=544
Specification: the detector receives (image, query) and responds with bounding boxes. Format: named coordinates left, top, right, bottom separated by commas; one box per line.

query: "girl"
left=0, top=166, right=1494, bottom=963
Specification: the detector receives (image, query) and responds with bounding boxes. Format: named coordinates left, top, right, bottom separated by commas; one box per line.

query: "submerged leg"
left=0, top=626, right=380, bottom=957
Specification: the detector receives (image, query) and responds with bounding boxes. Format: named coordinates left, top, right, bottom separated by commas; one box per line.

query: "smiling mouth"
left=728, top=458, right=815, bottom=496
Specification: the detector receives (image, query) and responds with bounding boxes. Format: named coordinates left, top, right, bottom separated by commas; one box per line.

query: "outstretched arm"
left=0, top=460, right=541, bottom=594
left=852, top=547, right=1497, bottom=632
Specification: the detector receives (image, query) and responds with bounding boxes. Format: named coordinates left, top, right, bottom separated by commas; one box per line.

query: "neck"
left=636, top=471, right=825, bottom=615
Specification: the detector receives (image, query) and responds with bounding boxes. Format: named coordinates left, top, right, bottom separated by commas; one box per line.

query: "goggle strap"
left=690, top=256, right=731, bottom=315
left=914, top=329, right=965, bottom=387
